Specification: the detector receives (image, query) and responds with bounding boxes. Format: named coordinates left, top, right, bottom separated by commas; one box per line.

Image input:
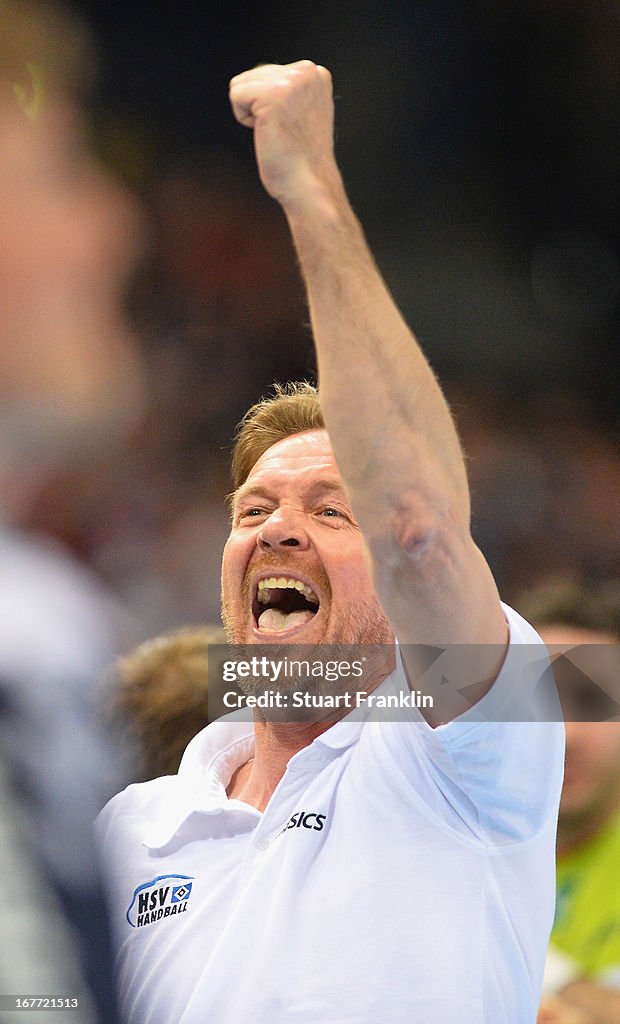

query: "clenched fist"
left=229, top=61, right=342, bottom=211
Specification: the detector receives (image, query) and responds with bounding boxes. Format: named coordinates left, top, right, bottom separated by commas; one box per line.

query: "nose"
left=257, top=508, right=310, bottom=552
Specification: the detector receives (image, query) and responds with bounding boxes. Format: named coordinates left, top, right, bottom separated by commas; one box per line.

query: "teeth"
left=256, top=576, right=319, bottom=605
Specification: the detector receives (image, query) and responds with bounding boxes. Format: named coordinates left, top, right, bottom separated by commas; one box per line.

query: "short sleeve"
left=384, top=604, right=565, bottom=845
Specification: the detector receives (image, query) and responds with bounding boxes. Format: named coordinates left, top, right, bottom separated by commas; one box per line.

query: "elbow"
left=394, top=515, right=440, bottom=560
left=367, top=498, right=463, bottom=573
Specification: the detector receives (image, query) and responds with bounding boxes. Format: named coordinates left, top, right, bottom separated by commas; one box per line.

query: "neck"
left=227, top=649, right=395, bottom=810
left=226, top=717, right=341, bottom=811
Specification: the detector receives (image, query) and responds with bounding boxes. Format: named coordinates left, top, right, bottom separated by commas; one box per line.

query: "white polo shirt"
left=97, top=605, right=564, bottom=1024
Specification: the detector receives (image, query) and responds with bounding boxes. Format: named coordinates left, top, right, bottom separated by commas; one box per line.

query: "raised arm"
left=229, top=61, right=507, bottom=690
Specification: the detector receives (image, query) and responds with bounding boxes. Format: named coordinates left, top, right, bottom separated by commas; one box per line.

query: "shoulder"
left=96, top=715, right=255, bottom=846
left=96, top=776, right=181, bottom=839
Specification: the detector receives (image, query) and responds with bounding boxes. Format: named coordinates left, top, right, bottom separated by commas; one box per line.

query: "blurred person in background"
left=108, top=624, right=226, bottom=782
left=0, top=0, right=144, bottom=1019
left=520, top=580, right=620, bottom=1024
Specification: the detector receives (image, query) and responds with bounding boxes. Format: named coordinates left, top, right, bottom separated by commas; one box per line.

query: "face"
left=221, top=430, right=393, bottom=648
left=0, top=90, right=143, bottom=440
left=539, top=625, right=620, bottom=823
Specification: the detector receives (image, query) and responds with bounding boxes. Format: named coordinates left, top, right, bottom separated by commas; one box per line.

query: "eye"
left=237, top=507, right=269, bottom=523
left=319, top=506, right=344, bottom=518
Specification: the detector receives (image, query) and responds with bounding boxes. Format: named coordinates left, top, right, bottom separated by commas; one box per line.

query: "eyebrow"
left=233, top=484, right=274, bottom=508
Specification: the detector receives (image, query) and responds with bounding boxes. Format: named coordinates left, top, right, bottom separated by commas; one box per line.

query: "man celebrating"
left=98, top=62, right=564, bottom=1023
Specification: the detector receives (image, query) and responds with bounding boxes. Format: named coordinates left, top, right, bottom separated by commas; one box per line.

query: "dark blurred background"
left=38, top=0, right=618, bottom=634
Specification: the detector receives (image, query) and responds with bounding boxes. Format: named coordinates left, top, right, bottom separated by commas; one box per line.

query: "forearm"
left=284, top=182, right=510, bottom=658
left=283, top=180, right=471, bottom=536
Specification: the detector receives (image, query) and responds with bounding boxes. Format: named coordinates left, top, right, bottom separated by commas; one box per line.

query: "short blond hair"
left=231, top=381, right=323, bottom=491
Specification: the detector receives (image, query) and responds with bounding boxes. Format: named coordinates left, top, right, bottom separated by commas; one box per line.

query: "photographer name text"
left=222, top=690, right=433, bottom=710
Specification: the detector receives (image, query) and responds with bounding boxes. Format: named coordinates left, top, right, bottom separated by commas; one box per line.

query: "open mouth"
left=252, top=575, right=320, bottom=634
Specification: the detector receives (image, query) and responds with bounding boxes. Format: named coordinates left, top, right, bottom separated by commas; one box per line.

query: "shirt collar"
left=314, top=650, right=409, bottom=749
left=143, top=659, right=407, bottom=851
left=143, top=716, right=257, bottom=851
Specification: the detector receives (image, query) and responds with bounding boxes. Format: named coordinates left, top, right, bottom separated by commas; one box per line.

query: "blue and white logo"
left=126, top=874, right=195, bottom=929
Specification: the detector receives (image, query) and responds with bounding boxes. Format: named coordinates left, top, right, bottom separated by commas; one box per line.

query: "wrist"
left=283, top=178, right=370, bottom=278
left=280, top=167, right=349, bottom=225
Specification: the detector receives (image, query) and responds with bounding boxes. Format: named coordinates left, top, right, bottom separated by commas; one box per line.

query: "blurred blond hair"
left=112, top=625, right=226, bottom=781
